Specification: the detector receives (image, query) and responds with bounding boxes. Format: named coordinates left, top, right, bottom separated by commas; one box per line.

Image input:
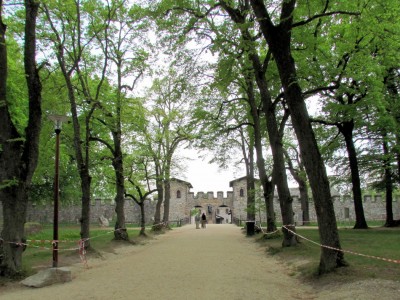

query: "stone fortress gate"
left=168, top=177, right=250, bottom=225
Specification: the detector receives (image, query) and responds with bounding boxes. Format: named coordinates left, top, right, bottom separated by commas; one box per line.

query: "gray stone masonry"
left=0, top=177, right=399, bottom=228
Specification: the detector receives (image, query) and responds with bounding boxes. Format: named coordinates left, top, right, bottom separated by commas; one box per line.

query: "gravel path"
left=1, top=224, right=399, bottom=299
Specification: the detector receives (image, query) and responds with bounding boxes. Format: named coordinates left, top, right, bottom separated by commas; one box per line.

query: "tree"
left=243, top=70, right=276, bottom=232
left=42, top=0, right=99, bottom=247
left=250, top=0, right=347, bottom=273
left=284, top=144, right=310, bottom=225
left=294, top=1, right=379, bottom=229
left=304, top=1, right=400, bottom=229
left=145, top=70, right=192, bottom=226
left=0, top=0, right=42, bottom=276
left=238, top=126, right=256, bottom=235
left=88, top=1, right=150, bottom=240
left=219, top=1, right=297, bottom=244
left=125, top=162, right=157, bottom=236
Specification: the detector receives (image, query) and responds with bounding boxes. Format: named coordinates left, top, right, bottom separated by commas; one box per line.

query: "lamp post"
left=49, top=114, right=68, bottom=268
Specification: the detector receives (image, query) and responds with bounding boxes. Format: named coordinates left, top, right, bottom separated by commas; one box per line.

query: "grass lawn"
left=19, top=224, right=155, bottom=277
left=256, top=226, right=400, bottom=281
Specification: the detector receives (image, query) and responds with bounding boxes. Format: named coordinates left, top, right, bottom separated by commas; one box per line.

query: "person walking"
left=195, top=212, right=201, bottom=229
left=201, top=212, right=207, bottom=229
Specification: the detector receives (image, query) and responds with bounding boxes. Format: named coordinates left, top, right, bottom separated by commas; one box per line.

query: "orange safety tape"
left=282, top=225, right=400, bottom=264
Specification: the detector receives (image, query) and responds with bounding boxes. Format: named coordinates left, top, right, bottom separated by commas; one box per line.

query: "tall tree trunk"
left=153, top=178, right=164, bottom=227
left=247, top=85, right=276, bottom=232
left=162, top=143, right=176, bottom=226
left=113, top=143, right=128, bottom=240
left=0, top=0, right=41, bottom=276
left=113, top=45, right=129, bottom=240
left=339, top=122, right=368, bottom=229
left=140, top=202, right=146, bottom=236
left=80, top=116, right=92, bottom=246
left=250, top=0, right=346, bottom=273
left=298, top=180, right=310, bottom=225
left=162, top=179, right=171, bottom=226
left=264, top=183, right=276, bottom=231
left=248, top=36, right=296, bottom=245
left=284, top=148, right=310, bottom=225
left=244, top=72, right=277, bottom=232
left=396, top=134, right=400, bottom=184
left=59, top=61, right=92, bottom=247
left=382, top=138, right=394, bottom=227
left=268, top=118, right=296, bottom=246
left=111, top=56, right=125, bottom=229
left=383, top=68, right=400, bottom=184
left=80, top=177, right=91, bottom=243
left=246, top=136, right=256, bottom=236
left=1, top=187, right=28, bottom=276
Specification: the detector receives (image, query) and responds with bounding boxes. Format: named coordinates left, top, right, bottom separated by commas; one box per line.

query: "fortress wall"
left=229, top=176, right=400, bottom=224
left=238, top=194, right=400, bottom=224
left=20, top=198, right=156, bottom=225
left=1, top=176, right=399, bottom=228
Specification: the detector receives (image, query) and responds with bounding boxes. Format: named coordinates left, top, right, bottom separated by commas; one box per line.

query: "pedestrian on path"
left=201, top=213, right=207, bottom=229
left=195, top=212, right=200, bottom=229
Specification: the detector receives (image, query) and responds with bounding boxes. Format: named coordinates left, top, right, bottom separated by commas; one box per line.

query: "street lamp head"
left=48, top=114, right=68, bottom=131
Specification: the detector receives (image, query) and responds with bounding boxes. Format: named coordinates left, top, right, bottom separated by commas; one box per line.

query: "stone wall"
left=1, top=177, right=399, bottom=228
left=16, top=198, right=156, bottom=226
left=232, top=184, right=400, bottom=224
left=289, top=195, right=400, bottom=224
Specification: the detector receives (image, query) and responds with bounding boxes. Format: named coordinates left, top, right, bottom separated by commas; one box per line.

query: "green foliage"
left=31, top=72, right=81, bottom=204
left=5, top=33, right=28, bottom=134
left=289, top=0, right=400, bottom=191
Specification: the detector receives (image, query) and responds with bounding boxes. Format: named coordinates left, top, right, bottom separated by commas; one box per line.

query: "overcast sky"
left=176, top=147, right=245, bottom=195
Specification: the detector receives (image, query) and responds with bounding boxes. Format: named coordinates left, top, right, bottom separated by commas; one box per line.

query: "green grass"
left=18, top=221, right=181, bottom=276
left=257, top=226, right=400, bottom=281
left=20, top=224, right=146, bottom=276
left=264, top=219, right=387, bottom=228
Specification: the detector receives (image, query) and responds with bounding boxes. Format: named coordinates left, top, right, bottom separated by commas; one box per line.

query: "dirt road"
left=1, top=224, right=399, bottom=299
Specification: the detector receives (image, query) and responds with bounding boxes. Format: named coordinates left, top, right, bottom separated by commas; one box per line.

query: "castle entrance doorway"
left=216, top=205, right=232, bottom=224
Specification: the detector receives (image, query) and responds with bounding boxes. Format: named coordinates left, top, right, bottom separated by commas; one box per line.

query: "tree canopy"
left=1, top=0, right=399, bottom=276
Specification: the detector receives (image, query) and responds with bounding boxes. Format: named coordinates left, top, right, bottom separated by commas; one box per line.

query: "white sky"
left=176, top=148, right=245, bottom=195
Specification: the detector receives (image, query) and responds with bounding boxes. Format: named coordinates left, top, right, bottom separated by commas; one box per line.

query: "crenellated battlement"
left=188, top=191, right=233, bottom=201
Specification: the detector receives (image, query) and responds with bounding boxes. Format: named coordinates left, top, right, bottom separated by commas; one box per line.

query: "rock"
left=21, top=267, right=72, bottom=288
left=24, top=222, right=43, bottom=235
left=99, top=215, right=109, bottom=227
